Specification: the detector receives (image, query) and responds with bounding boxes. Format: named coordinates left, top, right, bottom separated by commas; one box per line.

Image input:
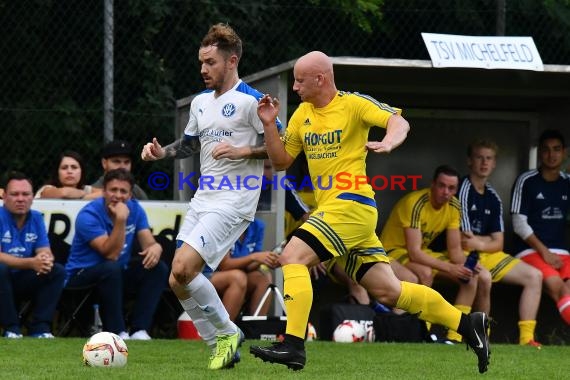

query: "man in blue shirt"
left=459, top=139, right=542, bottom=346
left=0, top=171, right=65, bottom=338
left=65, top=169, right=168, bottom=340
left=510, top=129, right=570, bottom=326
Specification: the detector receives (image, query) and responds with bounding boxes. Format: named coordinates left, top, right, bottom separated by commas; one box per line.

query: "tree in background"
left=1, top=0, right=568, bottom=199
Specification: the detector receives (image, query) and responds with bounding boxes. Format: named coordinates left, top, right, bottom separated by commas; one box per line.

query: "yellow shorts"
left=387, top=247, right=448, bottom=276
left=388, top=248, right=518, bottom=281
left=296, top=203, right=389, bottom=281
left=479, top=251, right=519, bottom=282
left=325, top=256, right=395, bottom=284
left=387, top=247, right=449, bottom=263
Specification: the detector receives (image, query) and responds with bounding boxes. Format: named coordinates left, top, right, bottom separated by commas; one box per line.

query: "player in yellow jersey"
left=250, top=51, right=490, bottom=374
left=381, top=165, right=492, bottom=342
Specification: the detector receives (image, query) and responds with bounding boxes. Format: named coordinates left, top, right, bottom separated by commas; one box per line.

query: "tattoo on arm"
left=248, top=144, right=268, bottom=159
left=246, top=133, right=268, bottom=159
left=163, top=136, right=200, bottom=159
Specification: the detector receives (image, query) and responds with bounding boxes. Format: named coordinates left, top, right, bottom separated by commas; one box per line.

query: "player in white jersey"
left=180, top=80, right=268, bottom=225
left=141, top=23, right=279, bottom=370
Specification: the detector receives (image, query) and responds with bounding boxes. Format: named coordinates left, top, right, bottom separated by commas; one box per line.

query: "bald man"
left=250, top=51, right=491, bottom=374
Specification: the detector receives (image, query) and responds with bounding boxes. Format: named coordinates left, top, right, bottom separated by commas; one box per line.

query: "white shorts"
left=176, top=202, right=250, bottom=270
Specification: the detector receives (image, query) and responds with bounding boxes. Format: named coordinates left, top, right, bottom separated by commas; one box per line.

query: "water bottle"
left=272, top=239, right=288, bottom=255
left=371, top=300, right=392, bottom=313
left=90, top=304, right=103, bottom=334
left=461, top=251, right=479, bottom=283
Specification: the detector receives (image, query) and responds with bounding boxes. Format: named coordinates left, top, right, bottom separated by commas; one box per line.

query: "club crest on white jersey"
left=222, top=103, right=237, bottom=117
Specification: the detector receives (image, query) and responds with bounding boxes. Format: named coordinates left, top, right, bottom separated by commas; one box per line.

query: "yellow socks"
left=446, top=304, right=471, bottom=342
left=283, top=264, right=313, bottom=339
left=518, top=320, right=537, bottom=345
left=396, top=281, right=462, bottom=331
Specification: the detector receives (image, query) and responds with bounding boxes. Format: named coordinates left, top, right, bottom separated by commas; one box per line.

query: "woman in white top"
left=35, top=150, right=101, bottom=199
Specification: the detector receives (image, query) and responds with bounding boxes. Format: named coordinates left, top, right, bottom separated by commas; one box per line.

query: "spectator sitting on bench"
left=216, top=218, right=280, bottom=316
left=380, top=165, right=493, bottom=343
left=35, top=150, right=101, bottom=200
left=64, top=169, right=168, bottom=340
left=92, top=140, right=148, bottom=200
left=510, top=129, right=570, bottom=326
left=459, top=139, right=543, bottom=347
left=0, top=171, right=65, bottom=338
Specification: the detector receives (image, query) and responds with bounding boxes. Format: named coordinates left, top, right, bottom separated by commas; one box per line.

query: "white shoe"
left=31, top=332, right=55, bottom=339
left=4, top=331, right=23, bottom=339
left=130, top=330, right=151, bottom=340
left=118, top=331, right=130, bottom=340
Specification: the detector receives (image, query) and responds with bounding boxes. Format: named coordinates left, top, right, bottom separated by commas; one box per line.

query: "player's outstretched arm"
left=142, top=136, right=200, bottom=161
left=141, top=138, right=166, bottom=161
left=366, top=114, right=410, bottom=154
left=257, top=94, right=294, bottom=170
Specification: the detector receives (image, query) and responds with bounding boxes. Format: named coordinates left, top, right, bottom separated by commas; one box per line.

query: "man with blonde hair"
left=460, top=139, right=543, bottom=347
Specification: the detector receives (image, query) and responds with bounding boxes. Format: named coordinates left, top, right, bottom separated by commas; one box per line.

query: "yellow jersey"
left=380, top=188, right=461, bottom=250
left=283, top=91, right=399, bottom=209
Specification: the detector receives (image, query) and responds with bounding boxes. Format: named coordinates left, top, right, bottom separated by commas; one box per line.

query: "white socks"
left=180, top=298, right=216, bottom=346
left=179, top=273, right=237, bottom=341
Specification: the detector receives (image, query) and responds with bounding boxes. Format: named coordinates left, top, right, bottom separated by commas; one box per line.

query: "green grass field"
left=0, top=338, right=566, bottom=379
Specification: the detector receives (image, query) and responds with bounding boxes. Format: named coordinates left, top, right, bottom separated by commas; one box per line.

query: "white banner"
left=24, top=199, right=188, bottom=245
left=421, top=33, right=543, bottom=71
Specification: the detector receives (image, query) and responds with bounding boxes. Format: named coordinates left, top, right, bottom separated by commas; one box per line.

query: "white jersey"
left=184, top=80, right=269, bottom=220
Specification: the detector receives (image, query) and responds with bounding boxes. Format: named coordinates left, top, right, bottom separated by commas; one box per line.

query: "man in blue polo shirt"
left=0, top=171, right=65, bottom=338
left=65, top=168, right=168, bottom=340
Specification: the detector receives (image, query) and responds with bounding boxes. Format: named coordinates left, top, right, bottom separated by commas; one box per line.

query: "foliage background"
left=1, top=0, right=569, bottom=199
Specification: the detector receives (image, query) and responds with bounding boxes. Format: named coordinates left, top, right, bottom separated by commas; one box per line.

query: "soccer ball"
left=332, top=320, right=366, bottom=343
left=83, top=331, right=128, bottom=368
left=363, top=321, right=375, bottom=342
left=306, top=322, right=318, bottom=341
